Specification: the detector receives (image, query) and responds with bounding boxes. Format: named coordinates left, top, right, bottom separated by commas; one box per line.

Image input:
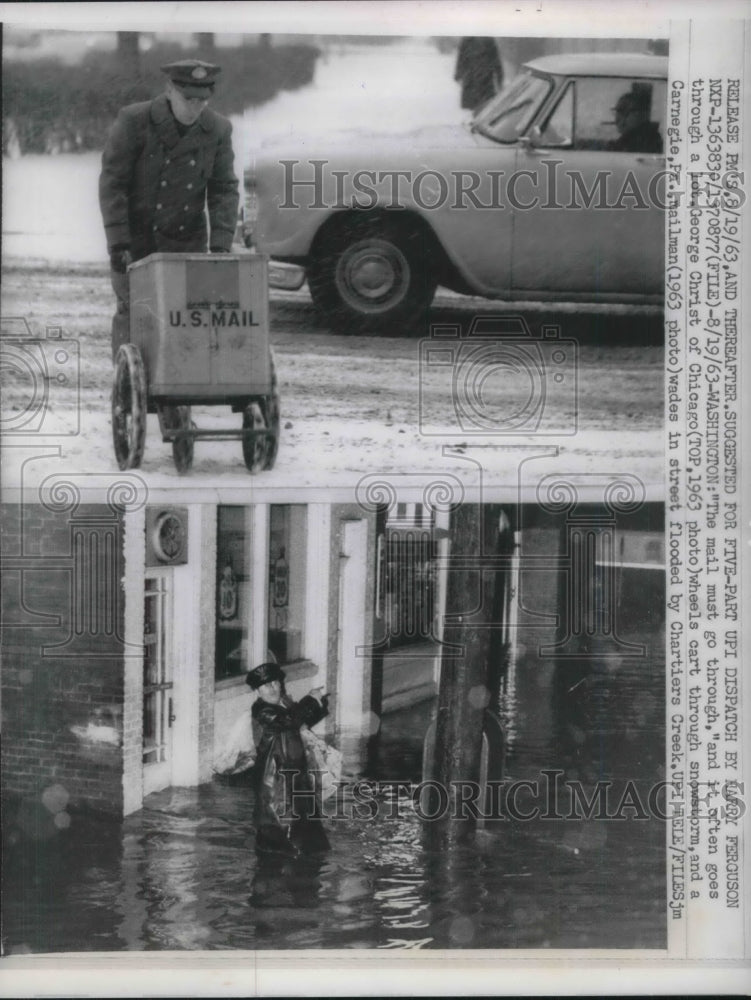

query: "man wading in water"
left=247, top=662, right=332, bottom=858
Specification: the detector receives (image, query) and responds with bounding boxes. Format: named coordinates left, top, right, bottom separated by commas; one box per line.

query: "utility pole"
left=428, top=503, right=500, bottom=844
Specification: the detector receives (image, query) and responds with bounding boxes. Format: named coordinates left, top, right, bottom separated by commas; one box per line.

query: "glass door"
left=143, top=572, right=174, bottom=795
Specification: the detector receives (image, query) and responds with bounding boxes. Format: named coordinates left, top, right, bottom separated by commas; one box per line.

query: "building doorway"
left=336, top=519, right=369, bottom=766
left=142, top=571, right=175, bottom=796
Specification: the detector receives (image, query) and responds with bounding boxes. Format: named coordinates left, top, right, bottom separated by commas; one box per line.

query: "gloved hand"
left=109, top=246, right=132, bottom=273
left=210, top=246, right=230, bottom=254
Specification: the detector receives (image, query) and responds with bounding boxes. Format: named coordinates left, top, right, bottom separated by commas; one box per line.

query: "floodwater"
left=3, top=628, right=666, bottom=953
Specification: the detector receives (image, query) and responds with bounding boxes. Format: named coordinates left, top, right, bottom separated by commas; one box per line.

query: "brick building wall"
left=2, top=502, right=127, bottom=816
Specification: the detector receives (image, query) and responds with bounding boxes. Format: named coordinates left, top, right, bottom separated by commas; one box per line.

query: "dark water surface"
left=3, top=636, right=665, bottom=952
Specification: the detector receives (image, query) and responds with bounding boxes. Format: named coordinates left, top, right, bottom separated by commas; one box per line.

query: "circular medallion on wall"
left=152, top=510, right=186, bottom=563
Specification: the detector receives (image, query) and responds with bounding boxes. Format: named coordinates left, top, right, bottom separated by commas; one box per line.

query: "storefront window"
left=380, top=504, right=437, bottom=648
left=215, top=506, right=250, bottom=680
left=267, top=505, right=307, bottom=664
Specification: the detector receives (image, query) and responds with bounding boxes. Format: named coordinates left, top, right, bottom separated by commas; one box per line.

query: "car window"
left=537, top=82, right=574, bottom=146
left=472, top=70, right=552, bottom=143
left=558, top=77, right=666, bottom=152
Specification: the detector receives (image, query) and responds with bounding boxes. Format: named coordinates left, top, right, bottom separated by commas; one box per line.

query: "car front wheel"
left=307, top=216, right=437, bottom=333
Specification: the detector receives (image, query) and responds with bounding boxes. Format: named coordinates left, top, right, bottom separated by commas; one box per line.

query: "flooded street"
left=3, top=628, right=665, bottom=953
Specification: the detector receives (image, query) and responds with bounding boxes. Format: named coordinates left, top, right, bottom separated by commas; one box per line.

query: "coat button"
left=179, top=226, right=185, bottom=231
left=184, top=204, right=189, bottom=210
left=187, top=183, right=193, bottom=189
left=161, top=180, right=167, bottom=187
left=156, top=203, right=162, bottom=210
left=165, top=158, right=170, bottom=165
left=189, top=159, right=196, bottom=166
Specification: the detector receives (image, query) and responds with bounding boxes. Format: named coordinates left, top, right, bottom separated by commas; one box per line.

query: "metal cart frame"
left=111, top=252, right=280, bottom=474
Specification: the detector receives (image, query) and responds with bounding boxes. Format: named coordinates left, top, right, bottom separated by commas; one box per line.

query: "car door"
left=426, top=69, right=553, bottom=298
left=511, top=76, right=666, bottom=299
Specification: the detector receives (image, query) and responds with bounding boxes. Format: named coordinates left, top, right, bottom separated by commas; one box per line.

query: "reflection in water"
left=3, top=630, right=664, bottom=952
left=249, top=853, right=326, bottom=948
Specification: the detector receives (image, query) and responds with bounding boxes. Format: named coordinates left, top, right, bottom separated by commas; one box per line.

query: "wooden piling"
left=429, top=503, right=500, bottom=843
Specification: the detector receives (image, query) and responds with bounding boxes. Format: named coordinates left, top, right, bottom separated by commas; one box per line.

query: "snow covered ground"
left=3, top=39, right=463, bottom=265
left=0, top=264, right=664, bottom=499
left=1, top=39, right=663, bottom=499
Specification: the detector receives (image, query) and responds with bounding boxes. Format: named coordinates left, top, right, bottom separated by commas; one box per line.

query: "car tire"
left=307, top=215, right=437, bottom=333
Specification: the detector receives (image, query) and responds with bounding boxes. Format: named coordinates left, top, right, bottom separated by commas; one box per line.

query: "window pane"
left=143, top=582, right=161, bottom=687
left=142, top=690, right=158, bottom=762
left=384, top=505, right=437, bottom=648
left=267, top=505, right=307, bottom=664
left=574, top=78, right=665, bottom=152
left=143, top=576, right=169, bottom=764
left=215, top=506, right=250, bottom=680
left=539, top=82, right=573, bottom=146
left=473, top=70, right=552, bottom=143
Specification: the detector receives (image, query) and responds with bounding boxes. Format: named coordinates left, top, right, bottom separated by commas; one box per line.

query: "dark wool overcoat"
left=99, top=93, right=239, bottom=259
left=609, top=120, right=664, bottom=154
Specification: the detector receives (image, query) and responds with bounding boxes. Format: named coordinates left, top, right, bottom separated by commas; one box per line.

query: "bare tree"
left=116, top=31, right=141, bottom=78
left=195, top=33, right=215, bottom=52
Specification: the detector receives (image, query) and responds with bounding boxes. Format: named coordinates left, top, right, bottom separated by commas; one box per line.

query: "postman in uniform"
left=99, top=59, right=240, bottom=358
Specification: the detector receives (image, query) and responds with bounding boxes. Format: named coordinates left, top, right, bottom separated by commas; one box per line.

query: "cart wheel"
left=112, top=344, right=147, bottom=470
left=162, top=404, right=194, bottom=474
left=242, top=352, right=281, bottom=473
left=242, top=402, right=267, bottom=473
left=259, top=351, right=280, bottom=471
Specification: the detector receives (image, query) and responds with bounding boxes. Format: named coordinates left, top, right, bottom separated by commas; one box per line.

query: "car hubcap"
left=337, top=238, right=410, bottom=313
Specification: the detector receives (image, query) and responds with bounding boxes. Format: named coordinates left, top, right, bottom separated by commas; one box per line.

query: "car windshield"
left=471, top=69, right=553, bottom=143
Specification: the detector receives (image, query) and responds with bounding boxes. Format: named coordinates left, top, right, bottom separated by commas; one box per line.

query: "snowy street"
left=2, top=37, right=663, bottom=496
left=1, top=261, right=663, bottom=494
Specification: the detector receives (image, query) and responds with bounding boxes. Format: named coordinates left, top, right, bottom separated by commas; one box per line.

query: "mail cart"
left=111, top=252, right=279, bottom=473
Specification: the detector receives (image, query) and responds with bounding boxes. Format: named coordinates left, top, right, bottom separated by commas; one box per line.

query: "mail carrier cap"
left=161, top=59, right=221, bottom=96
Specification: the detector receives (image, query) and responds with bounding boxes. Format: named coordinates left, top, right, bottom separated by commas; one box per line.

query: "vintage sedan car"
left=247, top=52, right=667, bottom=331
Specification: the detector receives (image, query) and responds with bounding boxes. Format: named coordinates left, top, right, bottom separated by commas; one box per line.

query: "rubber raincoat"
left=251, top=693, right=331, bottom=855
